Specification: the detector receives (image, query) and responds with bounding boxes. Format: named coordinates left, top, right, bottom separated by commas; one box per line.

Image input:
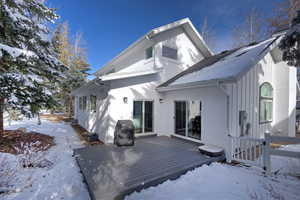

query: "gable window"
left=162, top=45, right=177, bottom=60
left=259, top=82, right=273, bottom=123
left=90, top=95, right=97, bottom=112
left=145, top=47, right=153, bottom=59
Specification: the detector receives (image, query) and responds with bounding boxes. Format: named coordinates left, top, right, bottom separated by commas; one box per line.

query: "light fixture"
left=159, top=98, right=164, bottom=103
left=123, top=97, right=128, bottom=103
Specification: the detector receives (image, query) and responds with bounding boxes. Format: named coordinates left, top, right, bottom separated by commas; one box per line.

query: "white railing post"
left=263, top=132, right=271, bottom=174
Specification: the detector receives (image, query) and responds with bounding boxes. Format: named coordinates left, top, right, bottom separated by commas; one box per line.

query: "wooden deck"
left=74, top=136, right=225, bottom=200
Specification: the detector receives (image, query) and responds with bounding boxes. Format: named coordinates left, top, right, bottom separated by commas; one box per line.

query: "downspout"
left=217, top=81, right=230, bottom=135
left=217, top=81, right=232, bottom=161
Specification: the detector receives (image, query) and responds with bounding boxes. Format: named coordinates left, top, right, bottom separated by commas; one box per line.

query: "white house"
left=72, top=18, right=297, bottom=158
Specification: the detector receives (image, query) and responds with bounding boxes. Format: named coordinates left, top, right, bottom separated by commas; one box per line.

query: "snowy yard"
left=1, top=118, right=300, bottom=200
left=0, top=118, right=90, bottom=200
left=126, top=145, right=300, bottom=200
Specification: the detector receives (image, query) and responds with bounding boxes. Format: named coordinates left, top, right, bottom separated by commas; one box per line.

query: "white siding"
left=227, top=53, right=296, bottom=138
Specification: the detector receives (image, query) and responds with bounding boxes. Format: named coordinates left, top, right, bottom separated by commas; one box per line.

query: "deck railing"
left=230, top=135, right=264, bottom=167
left=229, top=133, right=300, bottom=174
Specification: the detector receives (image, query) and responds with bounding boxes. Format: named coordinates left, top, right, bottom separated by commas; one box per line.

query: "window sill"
left=259, top=120, right=272, bottom=125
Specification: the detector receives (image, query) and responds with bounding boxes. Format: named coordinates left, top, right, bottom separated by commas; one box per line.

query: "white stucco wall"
left=158, top=86, right=228, bottom=149
left=74, top=28, right=205, bottom=143
left=74, top=85, right=113, bottom=142
left=153, top=27, right=204, bottom=82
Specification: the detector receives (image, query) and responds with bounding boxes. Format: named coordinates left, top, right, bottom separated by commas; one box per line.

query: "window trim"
left=79, top=96, right=83, bottom=110
left=90, top=95, right=97, bottom=113
left=259, top=82, right=273, bottom=124
left=132, top=100, right=154, bottom=134
left=174, top=100, right=202, bottom=140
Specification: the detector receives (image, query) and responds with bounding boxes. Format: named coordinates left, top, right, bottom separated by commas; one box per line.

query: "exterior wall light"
left=159, top=98, right=164, bottom=103
left=123, top=97, right=128, bottom=104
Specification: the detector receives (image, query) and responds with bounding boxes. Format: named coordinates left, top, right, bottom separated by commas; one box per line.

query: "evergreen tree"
left=279, top=10, right=300, bottom=66
left=0, top=0, right=66, bottom=133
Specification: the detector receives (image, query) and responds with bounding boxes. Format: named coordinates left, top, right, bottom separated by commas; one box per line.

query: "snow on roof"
left=99, top=61, right=160, bottom=81
left=159, top=37, right=278, bottom=88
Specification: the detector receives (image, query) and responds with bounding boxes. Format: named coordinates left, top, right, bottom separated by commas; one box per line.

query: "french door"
left=133, top=101, right=153, bottom=134
left=175, top=101, right=202, bottom=140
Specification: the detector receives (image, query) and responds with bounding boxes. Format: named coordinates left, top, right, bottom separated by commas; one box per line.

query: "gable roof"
left=94, top=18, right=213, bottom=76
left=157, top=37, right=279, bottom=91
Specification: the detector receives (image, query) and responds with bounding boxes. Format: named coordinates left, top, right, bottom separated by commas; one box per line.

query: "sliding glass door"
left=175, top=101, right=201, bottom=140
left=175, top=101, right=187, bottom=136
left=133, top=101, right=153, bottom=134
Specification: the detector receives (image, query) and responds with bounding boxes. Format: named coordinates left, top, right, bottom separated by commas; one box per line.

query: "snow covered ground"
left=1, top=118, right=300, bottom=200
left=0, top=118, right=90, bottom=200
left=127, top=145, right=300, bottom=200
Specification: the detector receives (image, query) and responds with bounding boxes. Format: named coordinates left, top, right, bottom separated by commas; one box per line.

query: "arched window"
left=260, top=82, right=273, bottom=123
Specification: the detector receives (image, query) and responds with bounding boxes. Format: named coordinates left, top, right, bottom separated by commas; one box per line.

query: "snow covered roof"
left=158, top=37, right=279, bottom=90
left=99, top=63, right=160, bottom=81
left=94, top=18, right=212, bottom=76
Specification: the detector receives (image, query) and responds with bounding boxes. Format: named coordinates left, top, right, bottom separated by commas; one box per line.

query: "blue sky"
left=47, top=0, right=278, bottom=77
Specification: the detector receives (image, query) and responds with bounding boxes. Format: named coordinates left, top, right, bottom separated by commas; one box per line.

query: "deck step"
left=198, top=145, right=224, bottom=157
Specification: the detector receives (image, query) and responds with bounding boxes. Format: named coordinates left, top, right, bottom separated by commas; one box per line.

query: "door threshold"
left=135, top=133, right=157, bottom=138
left=171, top=134, right=203, bottom=144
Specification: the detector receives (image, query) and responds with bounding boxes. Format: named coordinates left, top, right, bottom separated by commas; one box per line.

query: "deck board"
left=74, top=136, right=225, bottom=200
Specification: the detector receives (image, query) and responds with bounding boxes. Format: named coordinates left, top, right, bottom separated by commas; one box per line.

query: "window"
left=82, top=96, right=87, bottom=111
left=79, top=97, right=83, bottom=110
left=145, top=47, right=153, bottom=59
left=133, top=101, right=153, bottom=133
left=162, top=46, right=177, bottom=60
left=90, top=95, right=97, bottom=112
left=260, top=82, right=273, bottom=123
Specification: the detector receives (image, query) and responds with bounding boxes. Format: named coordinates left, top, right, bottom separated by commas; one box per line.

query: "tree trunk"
left=0, top=98, right=4, bottom=134
left=69, top=96, right=74, bottom=118
left=37, top=112, right=41, bottom=125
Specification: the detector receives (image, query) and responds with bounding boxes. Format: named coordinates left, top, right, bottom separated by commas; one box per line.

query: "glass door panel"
left=133, top=101, right=143, bottom=133
left=188, top=101, right=201, bottom=139
left=175, top=101, right=186, bottom=136
left=144, top=101, right=153, bottom=132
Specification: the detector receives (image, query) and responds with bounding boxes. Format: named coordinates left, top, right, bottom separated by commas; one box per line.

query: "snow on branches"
left=0, top=0, right=66, bottom=116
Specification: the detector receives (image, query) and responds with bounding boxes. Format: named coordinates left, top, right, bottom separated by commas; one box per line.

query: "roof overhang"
left=71, top=78, right=107, bottom=96
left=156, top=77, right=236, bottom=92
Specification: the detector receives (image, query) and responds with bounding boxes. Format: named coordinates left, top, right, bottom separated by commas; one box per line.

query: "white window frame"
left=259, top=82, right=273, bottom=124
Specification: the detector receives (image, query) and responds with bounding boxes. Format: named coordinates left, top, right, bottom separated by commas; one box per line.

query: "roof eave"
left=156, top=78, right=236, bottom=92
